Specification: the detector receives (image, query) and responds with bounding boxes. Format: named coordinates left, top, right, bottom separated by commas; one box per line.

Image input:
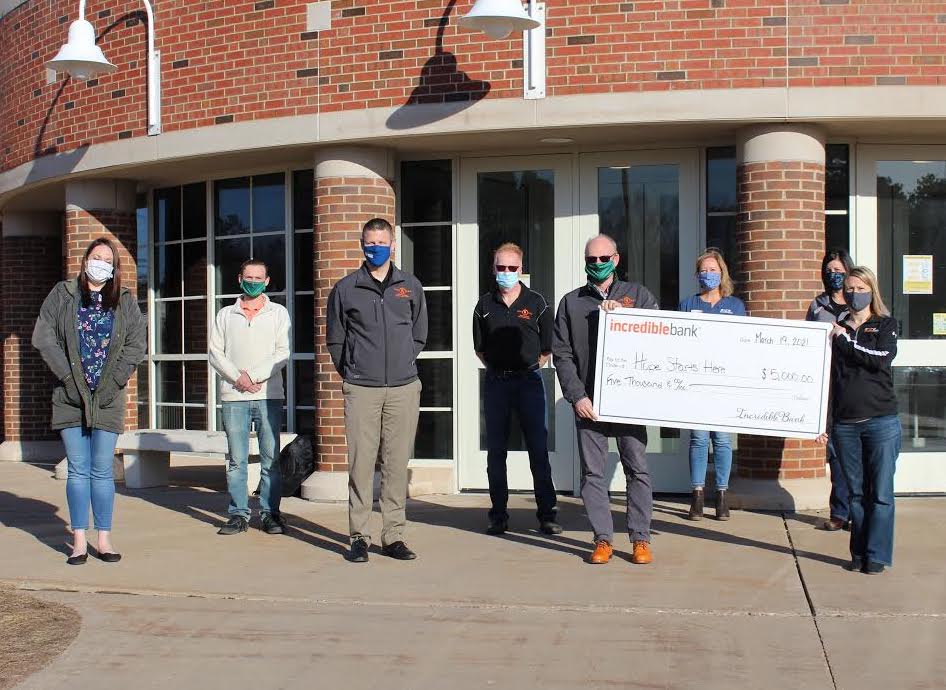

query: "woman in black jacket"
left=32, top=238, right=147, bottom=565
left=819, top=266, right=900, bottom=575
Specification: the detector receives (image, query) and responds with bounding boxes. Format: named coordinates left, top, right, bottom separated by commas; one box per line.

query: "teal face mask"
left=585, top=260, right=616, bottom=284
left=240, top=280, right=266, bottom=298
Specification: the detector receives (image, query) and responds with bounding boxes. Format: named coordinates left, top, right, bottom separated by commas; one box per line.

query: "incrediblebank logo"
left=609, top=318, right=700, bottom=337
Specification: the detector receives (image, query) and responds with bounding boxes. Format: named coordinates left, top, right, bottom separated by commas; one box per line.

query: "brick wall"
left=734, top=160, right=826, bottom=481
left=64, top=208, right=140, bottom=431
left=3, top=0, right=946, bottom=172
left=1, top=234, right=63, bottom=441
left=313, top=175, right=394, bottom=472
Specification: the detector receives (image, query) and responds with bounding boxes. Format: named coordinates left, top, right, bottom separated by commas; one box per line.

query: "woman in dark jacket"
left=807, top=248, right=854, bottom=531
left=818, top=266, right=900, bottom=575
left=32, top=238, right=147, bottom=565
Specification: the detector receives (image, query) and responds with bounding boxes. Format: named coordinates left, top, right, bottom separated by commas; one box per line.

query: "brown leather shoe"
left=588, top=540, right=613, bottom=564
left=631, top=540, right=653, bottom=565
left=818, top=517, right=844, bottom=531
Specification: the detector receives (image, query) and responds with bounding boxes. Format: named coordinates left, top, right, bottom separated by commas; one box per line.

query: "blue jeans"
left=833, top=415, right=901, bottom=566
left=826, top=435, right=850, bottom=522
left=60, top=426, right=119, bottom=531
left=484, top=370, right=557, bottom=522
left=221, top=400, right=282, bottom=519
left=689, top=430, right=733, bottom=490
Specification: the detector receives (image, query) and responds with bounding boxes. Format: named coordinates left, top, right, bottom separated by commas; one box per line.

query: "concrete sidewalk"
left=1, top=460, right=943, bottom=690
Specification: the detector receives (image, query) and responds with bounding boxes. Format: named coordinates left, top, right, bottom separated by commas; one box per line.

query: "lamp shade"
left=46, top=19, right=117, bottom=81
left=458, top=0, right=540, bottom=40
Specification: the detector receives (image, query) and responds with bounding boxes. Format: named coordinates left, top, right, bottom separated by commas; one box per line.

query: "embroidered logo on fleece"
left=516, top=308, right=533, bottom=320
left=394, top=287, right=412, bottom=299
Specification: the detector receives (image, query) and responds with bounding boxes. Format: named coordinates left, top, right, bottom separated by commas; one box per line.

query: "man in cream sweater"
left=209, top=259, right=291, bottom=536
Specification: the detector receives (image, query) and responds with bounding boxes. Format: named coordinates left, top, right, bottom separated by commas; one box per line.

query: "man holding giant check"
left=552, top=234, right=660, bottom=567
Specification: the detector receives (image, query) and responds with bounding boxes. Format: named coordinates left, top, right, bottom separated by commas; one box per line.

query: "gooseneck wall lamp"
left=47, top=0, right=162, bottom=135
left=458, top=0, right=546, bottom=99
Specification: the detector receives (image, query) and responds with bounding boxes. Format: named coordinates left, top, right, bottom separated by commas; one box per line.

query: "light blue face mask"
left=698, top=271, right=722, bottom=291
left=495, top=271, right=519, bottom=290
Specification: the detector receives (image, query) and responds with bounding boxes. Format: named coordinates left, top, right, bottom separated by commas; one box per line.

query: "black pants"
left=484, top=370, right=557, bottom=522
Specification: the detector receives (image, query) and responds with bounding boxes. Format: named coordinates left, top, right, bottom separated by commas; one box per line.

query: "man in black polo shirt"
left=473, top=242, right=561, bottom=536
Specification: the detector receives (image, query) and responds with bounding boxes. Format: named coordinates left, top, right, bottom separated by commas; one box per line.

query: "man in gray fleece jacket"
left=326, top=218, right=427, bottom=563
left=553, top=234, right=659, bottom=566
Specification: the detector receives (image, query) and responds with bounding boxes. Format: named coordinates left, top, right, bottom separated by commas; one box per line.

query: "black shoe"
left=842, top=520, right=852, bottom=532
left=97, top=552, right=122, bottom=563
left=348, top=538, right=369, bottom=563
left=847, top=556, right=864, bottom=572
left=217, top=516, right=249, bottom=535
left=864, top=561, right=886, bottom=575
left=539, top=520, right=563, bottom=535
left=261, top=512, right=285, bottom=535
left=381, top=541, right=417, bottom=560
left=66, top=552, right=88, bottom=566
left=715, top=489, right=730, bottom=521
left=687, top=489, right=704, bottom=521
left=486, top=518, right=508, bottom=535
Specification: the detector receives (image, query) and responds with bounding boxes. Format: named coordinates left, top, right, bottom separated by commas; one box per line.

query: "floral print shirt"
left=76, top=291, right=114, bottom=392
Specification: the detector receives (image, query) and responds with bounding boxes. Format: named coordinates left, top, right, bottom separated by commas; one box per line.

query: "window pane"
left=825, top=214, right=850, bottom=254
left=401, top=160, right=452, bottom=224
left=414, top=411, right=453, bottom=459
left=183, top=301, right=207, bottom=353
left=293, top=169, right=314, bottom=230
left=295, top=410, right=315, bottom=435
left=293, top=293, right=314, bottom=353
left=215, top=238, right=251, bottom=294
left=294, top=359, right=314, bottom=407
left=401, top=226, right=452, bottom=287
left=706, top=147, right=736, bottom=213
left=182, top=182, right=207, bottom=239
left=155, top=301, right=182, bottom=354
left=876, top=160, right=946, bottom=340
left=895, top=367, right=946, bottom=452
left=156, top=243, right=181, bottom=299
left=252, top=173, right=285, bottom=233
left=136, top=196, right=149, bottom=296
left=215, top=177, right=251, bottom=236
left=417, top=358, right=452, bottom=408
left=294, top=232, right=314, bottom=291
left=185, top=406, right=208, bottom=431
left=154, top=187, right=181, bottom=243
left=706, top=215, right=737, bottom=267
left=184, top=361, right=208, bottom=407
left=182, top=244, right=207, bottom=296
left=825, top=144, right=850, bottom=212
left=155, top=361, right=183, bottom=404
left=137, top=363, right=150, bottom=428
left=424, top=290, right=452, bottom=351
left=252, top=234, right=286, bottom=292
left=158, top=406, right=184, bottom=430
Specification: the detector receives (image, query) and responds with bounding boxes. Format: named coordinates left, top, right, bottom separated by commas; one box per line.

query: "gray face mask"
left=843, top=290, right=872, bottom=312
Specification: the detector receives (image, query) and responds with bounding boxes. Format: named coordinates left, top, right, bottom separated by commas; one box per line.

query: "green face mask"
left=240, top=279, right=266, bottom=298
left=585, top=260, right=616, bottom=284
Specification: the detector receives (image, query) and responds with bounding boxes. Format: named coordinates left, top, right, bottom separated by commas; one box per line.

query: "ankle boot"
left=687, top=489, right=704, bottom=521
left=716, top=489, right=730, bottom=521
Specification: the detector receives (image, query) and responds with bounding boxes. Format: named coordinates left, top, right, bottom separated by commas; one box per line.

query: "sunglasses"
left=494, top=265, right=520, bottom=272
left=585, top=254, right=615, bottom=264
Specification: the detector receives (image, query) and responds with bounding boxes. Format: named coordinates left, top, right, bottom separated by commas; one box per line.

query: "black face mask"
left=843, top=290, right=872, bottom=312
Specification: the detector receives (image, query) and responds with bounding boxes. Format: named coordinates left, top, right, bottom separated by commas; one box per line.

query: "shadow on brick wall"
left=386, top=0, right=490, bottom=130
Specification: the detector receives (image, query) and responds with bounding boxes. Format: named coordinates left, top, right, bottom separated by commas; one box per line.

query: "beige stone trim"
left=737, top=125, right=826, bottom=165
left=728, top=475, right=831, bottom=511
left=65, top=179, right=136, bottom=212
left=314, top=147, right=396, bottom=180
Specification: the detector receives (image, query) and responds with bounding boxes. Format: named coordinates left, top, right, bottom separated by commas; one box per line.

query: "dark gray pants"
left=576, top=419, right=652, bottom=544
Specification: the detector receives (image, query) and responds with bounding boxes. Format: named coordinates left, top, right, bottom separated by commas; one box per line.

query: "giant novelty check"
left=592, top=308, right=833, bottom=439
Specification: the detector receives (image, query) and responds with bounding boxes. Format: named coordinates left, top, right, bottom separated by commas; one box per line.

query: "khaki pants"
left=343, top=379, right=422, bottom=546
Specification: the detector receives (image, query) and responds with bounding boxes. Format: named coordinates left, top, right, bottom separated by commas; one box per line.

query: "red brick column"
left=304, top=148, right=396, bottom=501
left=0, top=213, right=65, bottom=460
left=64, top=180, right=140, bottom=432
left=731, top=125, right=829, bottom=510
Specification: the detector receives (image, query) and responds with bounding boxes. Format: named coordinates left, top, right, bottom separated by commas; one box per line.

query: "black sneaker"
left=864, top=561, right=886, bottom=575
left=846, top=556, right=864, bottom=572
left=348, top=537, right=369, bottom=563
left=539, top=520, right=563, bottom=535
left=217, top=516, right=249, bottom=535
left=261, top=512, right=285, bottom=535
left=381, top=541, right=417, bottom=560
left=486, top=518, right=508, bottom=535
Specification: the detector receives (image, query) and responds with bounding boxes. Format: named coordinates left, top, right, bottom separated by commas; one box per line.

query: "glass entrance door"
left=857, top=146, right=946, bottom=493
left=457, top=156, right=576, bottom=492
left=579, top=151, right=701, bottom=493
